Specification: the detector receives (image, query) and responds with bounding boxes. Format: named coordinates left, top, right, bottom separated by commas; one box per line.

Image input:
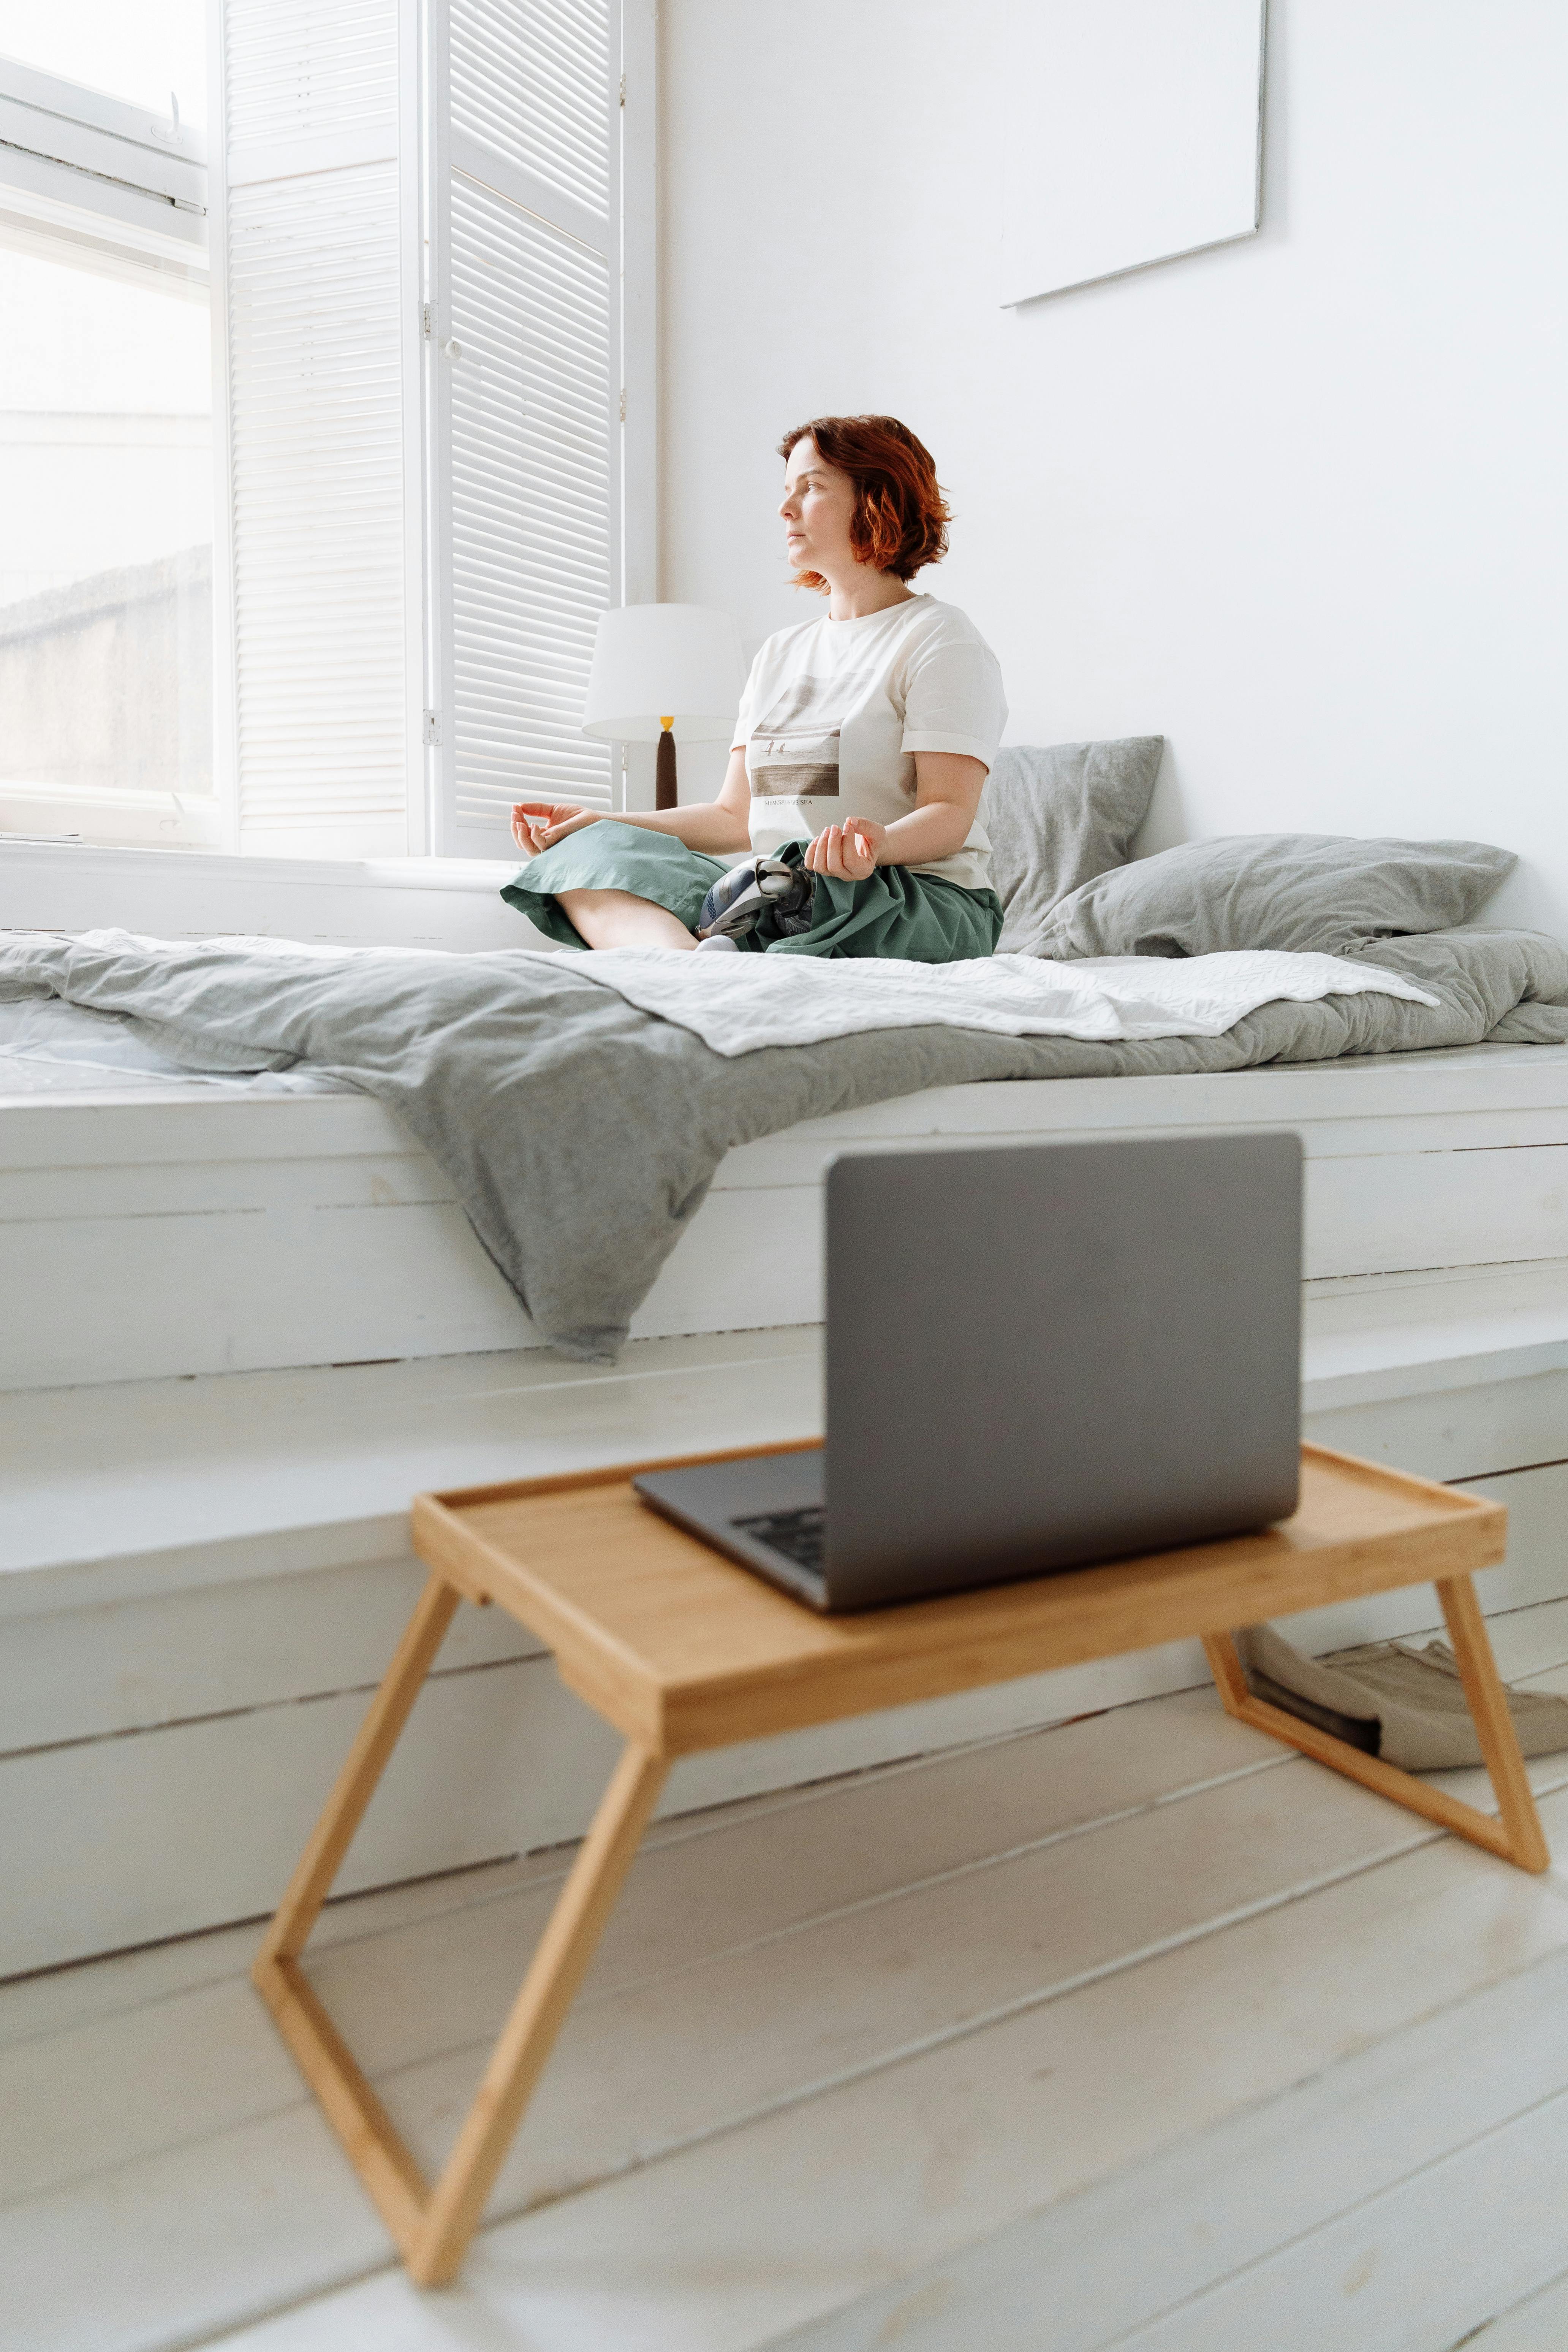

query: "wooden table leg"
left=252, top=1581, right=669, bottom=2287
left=1436, top=1574, right=1551, bottom=1872
left=1202, top=1572, right=1551, bottom=1874
left=258, top=1570, right=461, bottom=1970
left=252, top=1570, right=462, bottom=2257
left=411, top=1740, right=668, bottom=2286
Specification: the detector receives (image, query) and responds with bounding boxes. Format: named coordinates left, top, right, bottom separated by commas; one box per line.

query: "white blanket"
left=554, top=947, right=1441, bottom=1057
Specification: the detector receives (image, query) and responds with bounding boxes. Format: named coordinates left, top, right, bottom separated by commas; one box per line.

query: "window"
left=214, top=0, right=642, bottom=859
left=0, top=14, right=214, bottom=846
left=0, top=0, right=206, bottom=131
left=0, top=0, right=650, bottom=863
left=0, top=252, right=214, bottom=846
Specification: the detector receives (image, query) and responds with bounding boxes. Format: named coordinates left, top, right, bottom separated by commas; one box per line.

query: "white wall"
left=659, top=0, right=1568, bottom=934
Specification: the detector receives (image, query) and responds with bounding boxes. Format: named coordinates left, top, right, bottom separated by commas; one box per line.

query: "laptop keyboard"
left=731, top=1504, right=826, bottom=1575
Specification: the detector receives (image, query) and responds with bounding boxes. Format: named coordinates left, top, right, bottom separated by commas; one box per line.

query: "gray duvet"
left=3, top=925, right=1567, bottom=1360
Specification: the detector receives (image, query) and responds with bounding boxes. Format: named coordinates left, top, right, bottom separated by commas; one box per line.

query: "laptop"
left=634, top=1133, right=1303, bottom=1612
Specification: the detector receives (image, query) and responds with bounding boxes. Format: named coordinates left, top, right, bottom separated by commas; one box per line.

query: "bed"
left=8, top=766, right=1568, bottom=1358
left=4, top=910, right=1568, bottom=1365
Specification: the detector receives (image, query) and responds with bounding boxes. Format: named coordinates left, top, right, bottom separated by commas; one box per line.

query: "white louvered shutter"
left=218, top=0, right=420, bottom=857
left=434, top=0, right=620, bottom=852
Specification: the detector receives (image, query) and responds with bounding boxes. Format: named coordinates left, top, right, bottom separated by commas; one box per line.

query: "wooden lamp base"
left=655, top=718, right=677, bottom=810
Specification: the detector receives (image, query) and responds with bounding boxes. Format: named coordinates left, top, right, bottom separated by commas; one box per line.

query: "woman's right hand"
left=511, top=802, right=600, bottom=855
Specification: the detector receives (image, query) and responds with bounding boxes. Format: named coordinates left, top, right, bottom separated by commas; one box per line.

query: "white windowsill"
left=0, top=788, right=224, bottom=852
left=0, top=835, right=534, bottom=952
left=0, top=835, right=519, bottom=892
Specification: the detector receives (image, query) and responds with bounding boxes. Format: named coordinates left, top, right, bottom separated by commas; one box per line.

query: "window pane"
left=0, top=0, right=206, bottom=135
left=0, top=247, right=213, bottom=810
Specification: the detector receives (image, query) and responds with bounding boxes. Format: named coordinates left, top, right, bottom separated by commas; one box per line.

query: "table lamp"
left=582, top=604, right=745, bottom=809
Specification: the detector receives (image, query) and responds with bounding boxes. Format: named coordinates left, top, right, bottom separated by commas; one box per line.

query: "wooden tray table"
left=253, top=1440, right=1548, bottom=2286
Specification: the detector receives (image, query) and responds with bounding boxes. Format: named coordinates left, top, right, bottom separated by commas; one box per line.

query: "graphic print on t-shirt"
left=737, top=597, right=1005, bottom=892
left=747, top=675, right=842, bottom=798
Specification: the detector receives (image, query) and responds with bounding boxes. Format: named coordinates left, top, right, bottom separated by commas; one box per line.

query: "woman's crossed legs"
left=554, top=888, right=697, bottom=951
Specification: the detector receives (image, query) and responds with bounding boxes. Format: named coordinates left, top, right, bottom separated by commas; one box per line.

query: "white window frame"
left=0, top=56, right=207, bottom=260
left=0, top=4, right=655, bottom=878
left=0, top=54, right=219, bottom=848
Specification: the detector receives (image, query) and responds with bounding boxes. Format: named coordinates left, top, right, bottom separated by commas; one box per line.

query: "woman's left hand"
left=511, top=801, right=598, bottom=855
left=804, top=818, right=883, bottom=880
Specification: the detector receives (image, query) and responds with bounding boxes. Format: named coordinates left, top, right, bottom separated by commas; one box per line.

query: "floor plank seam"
left=7, top=1662, right=1563, bottom=2014
left=0, top=2071, right=380, bottom=2224
left=399, top=1819, right=1471, bottom=2255
left=0, top=1648, right=543, bottom=1769
left=1455, top=1450, right=1568, bottom=1483
left=0, top=1757, right=1318, bottom=2211
left=0, top=1716, right=1169, bottom=2016
left=1429, top=1756, right=1568, bottom=1811
left=1469, top=2260, right=1568, bottom=2346
left=149, top=2256, right=406, bottom=2352
left=0, top=1326, right=825, bottom=1440
left=1093, top=2047, right=1568, bottom=2351
left=14, top=1726, right=1562, bottom=2137
left=544, top=1752, right=1304, bottom=2020
left=1508, top=1678, right=1568, bottom=1709
left=0, top=1762, right=1420, bottom=2225
left=17, top=1725, right=1552, bottom=2047
left=240, top=1717, right=1109, bottom=1976
left=454, top=1339, right=822, bottom=1404
left=0, top=1853, right=547, bottom=2038
left=212, top=1709, right=1244, bottom=1986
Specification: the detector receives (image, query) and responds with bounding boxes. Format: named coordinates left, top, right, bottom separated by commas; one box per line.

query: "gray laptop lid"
left=822, top=1133, right=1302, bottom=1608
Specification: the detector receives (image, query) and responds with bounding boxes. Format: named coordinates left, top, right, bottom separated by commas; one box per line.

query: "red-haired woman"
left=504, top=415, right=1007, bottom=960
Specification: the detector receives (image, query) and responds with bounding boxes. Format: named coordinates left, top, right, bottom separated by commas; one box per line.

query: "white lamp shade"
left=581, top=603, right=745, bottom=744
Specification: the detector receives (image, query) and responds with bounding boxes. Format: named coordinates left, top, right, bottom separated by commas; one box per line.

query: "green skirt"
left=500, top=821, right=1002, bottom=962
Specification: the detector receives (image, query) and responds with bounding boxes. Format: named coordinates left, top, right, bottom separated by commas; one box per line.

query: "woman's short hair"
left=778, top=414, right=951, bottom=589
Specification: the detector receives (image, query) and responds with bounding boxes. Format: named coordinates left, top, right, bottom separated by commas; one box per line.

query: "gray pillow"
left=981, top=737, right=1164, bottom=954
left=1032, top=833, right=1517, bottom=961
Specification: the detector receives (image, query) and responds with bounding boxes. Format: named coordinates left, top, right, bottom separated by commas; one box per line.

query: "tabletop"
left=411, top=1443, right=1506, bottom=1758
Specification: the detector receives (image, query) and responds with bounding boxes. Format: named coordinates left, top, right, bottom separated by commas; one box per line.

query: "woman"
left=503, top=414, right=1007, bottom=959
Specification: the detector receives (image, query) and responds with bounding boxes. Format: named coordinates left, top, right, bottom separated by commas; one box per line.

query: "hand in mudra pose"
left=511, top=802, right=600, bottom=855
left=803, top=818, right=883, bottom=880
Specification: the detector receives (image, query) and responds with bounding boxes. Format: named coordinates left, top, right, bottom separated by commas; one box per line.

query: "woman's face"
left=779, top=438, right=858, bottom=579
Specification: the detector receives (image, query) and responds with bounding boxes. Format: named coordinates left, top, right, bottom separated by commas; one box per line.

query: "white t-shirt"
left=731, top=595, right=1008, bottom=894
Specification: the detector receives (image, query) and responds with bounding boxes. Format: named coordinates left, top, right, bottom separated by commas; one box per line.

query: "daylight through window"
left=0, top=0, right=213, bottom=847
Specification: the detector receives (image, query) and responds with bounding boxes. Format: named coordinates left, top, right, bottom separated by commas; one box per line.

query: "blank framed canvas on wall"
left=1000, top=0, right=1267, bottom=307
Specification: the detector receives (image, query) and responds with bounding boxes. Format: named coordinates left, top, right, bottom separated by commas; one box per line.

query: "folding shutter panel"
left=435, top=0, right=619, bottom=852
left=218, top=0, right=419, bottom=857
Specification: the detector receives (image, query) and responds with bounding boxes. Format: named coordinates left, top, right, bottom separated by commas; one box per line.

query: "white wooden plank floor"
left=10, top=1602, right=1568, bottom=2352
left=1472, top=2265, right=1568, bottom=2348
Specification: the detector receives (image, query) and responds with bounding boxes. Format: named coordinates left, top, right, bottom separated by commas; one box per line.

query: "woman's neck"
left=824, top=570, right=918, bottom=622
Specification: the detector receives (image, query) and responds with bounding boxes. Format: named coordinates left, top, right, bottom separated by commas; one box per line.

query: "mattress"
left=0, top=995, right=352, bottom=1098
left=7, top=920, right=1568, bottom=1361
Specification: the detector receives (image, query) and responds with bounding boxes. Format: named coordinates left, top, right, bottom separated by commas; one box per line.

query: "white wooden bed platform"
left=7, top=1038, right=1568, bottom=1386
left=6, top=1038, right=1568, bottom=1982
